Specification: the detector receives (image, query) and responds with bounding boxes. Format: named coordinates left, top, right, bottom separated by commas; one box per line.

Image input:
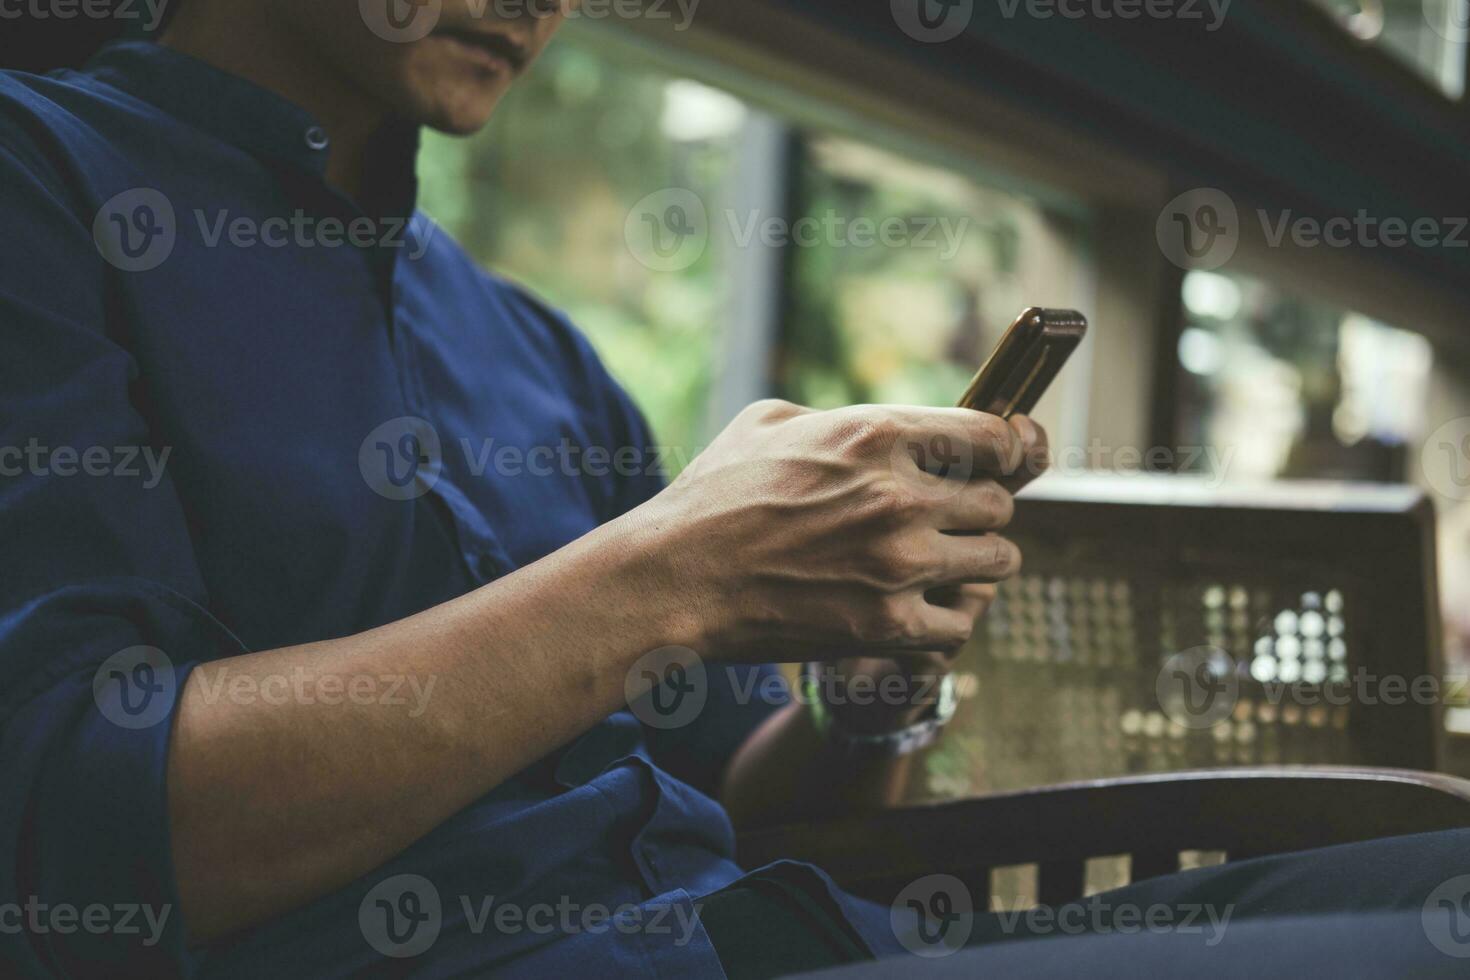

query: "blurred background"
left=413, top=0, right=1470, bottom=696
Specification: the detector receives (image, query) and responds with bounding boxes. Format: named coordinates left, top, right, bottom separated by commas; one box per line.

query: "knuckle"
left=829, top=412, right=900, bottom=457
left=976, top=416, right=1017, bottom=471
left=745, top=398, right=798, bottom=423
left=929, top=616, right=973, bottom=654
left=946, top=617, right=978, bottom=650
left=852, top=478, right=917, bottom=531
left=1017, top=420, right=1051, bottom=477
left=869, top=538, right=925, bottom=590
left=862, top=480, right=922, bottom=526
left=1026, top=442, right=1052, bottom=477
left=989, top=536, right=1022, bottom=578
left=973, top=412, right=1008, bottom=448
left=982, top=481, right=1015, bottom=527
left=1026, top=418, right=1051, bottom=450
left=967, top=582, right=999, bottom=606
left=960, top=584, right=998, bottom=619
left=863, top=596, right=920, bottom=645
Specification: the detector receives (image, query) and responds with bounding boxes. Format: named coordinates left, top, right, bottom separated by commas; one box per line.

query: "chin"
left=396, top=84, right=506, bottom=135
left=381, top=58, right=511, bottom=135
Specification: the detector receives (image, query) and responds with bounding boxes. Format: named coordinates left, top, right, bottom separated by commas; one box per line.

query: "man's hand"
left=824, top=414, right=1049, bottom=733
left=642, top=401, right=1048, bottom=665
left=714, top=406, right=1049, bottom=828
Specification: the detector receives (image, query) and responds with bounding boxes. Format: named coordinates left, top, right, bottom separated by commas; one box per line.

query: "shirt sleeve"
left=591, top=364, right=791, bottom=798
left=0, top=128, right=247, bottom=976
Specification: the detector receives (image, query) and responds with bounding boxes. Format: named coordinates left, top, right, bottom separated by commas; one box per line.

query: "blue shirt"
left=0, top=40, right=894, bottom=978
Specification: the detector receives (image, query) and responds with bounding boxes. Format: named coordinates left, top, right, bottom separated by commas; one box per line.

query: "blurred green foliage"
left=781, top=137, right=1036, bottom=411
left=417, top=37, right=739, bottom=462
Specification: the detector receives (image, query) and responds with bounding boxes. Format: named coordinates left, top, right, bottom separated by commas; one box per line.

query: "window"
left=418, top=27, right=1094, bottom=467
left=1171, top=269, right=1434, bottom=483
left=779, top=136, right=1090, bottom=414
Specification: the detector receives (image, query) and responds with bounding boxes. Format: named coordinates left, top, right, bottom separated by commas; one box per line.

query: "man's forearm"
left=719, top=701, right=919, bottom=829
left=168, top=507, right=689, bottom=943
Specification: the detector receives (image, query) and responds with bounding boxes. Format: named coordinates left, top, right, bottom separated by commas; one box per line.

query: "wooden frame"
left=737, top=766, right=1470, bottom=908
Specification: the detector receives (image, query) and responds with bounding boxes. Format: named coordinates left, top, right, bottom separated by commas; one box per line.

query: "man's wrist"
left=597, top=503, right=713, bottom=655
left=800, top=661, right=957, bottom=753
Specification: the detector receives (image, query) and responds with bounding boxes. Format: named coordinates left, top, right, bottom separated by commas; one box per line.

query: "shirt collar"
left=83, top=39, right=420, bottom=216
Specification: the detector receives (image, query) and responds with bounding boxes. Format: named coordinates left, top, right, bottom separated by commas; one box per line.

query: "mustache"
left=434, top=26, right=532, bottom=72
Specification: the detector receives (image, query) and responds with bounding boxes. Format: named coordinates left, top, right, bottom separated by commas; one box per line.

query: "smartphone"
left=957, top=308, right=1088, bottom=418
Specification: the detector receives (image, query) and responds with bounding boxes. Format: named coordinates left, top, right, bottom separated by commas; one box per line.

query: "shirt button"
left=304, top=126, right=330, bottom=151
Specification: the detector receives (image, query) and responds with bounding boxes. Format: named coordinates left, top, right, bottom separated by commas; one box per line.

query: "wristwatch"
left=799, top=662, right=957, bottom=759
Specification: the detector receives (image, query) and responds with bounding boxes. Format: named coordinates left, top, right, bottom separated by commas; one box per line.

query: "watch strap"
left=799, top=662, right=956, bottom=759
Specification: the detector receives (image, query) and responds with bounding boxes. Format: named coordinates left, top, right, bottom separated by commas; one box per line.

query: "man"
left=0, top=3, right=1464, bottom=978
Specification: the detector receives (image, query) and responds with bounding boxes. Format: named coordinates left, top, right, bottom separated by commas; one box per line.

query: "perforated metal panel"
left=914, top=476, right=1440, bottom=802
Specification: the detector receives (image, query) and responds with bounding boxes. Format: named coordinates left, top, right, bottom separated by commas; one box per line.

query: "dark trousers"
left=787, top=828, right=1470, bottom=978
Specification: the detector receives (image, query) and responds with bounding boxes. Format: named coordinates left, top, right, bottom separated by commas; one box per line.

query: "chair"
left=738, top=476, right=1456, bottom=915
left=907, top=474, right=1444, bottom=809
left=738, top=766, right=1470, bottom=910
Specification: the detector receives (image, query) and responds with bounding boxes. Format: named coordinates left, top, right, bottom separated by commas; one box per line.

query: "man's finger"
left=1001, top=414, right=1050, bottom=493
left=927, top=478, right=1014, bottom=531
left=879, top=406, right=1025, bottom=479
left=943, top=582, right=998, bottom=619
left=872, top=600, right=978, bottom=654
left=928, top=531, right=1022, bottom=585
